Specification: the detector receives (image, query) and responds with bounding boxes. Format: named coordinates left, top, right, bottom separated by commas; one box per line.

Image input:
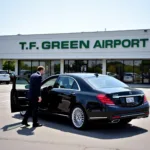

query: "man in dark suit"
left=22, top=66, right=45, bottom=128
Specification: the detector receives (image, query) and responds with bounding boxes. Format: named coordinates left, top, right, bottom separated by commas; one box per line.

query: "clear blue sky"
left=0, top=0, right=150, bottom=35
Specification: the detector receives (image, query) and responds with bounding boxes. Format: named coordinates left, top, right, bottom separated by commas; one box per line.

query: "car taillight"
left=145, top=112, right=149, bottom=115
left=144, top=95, right=147, bottom=103
left=97, top=94, right=115, bottom=105
left=112, top=116, right=121, bottom=119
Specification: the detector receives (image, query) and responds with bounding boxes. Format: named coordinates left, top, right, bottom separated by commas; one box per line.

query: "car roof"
left=60, top=73, right=106, bottom=78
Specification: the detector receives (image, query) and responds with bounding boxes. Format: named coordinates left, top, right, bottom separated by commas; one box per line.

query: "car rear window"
left=86, top=76, right=128, bottom=89
left=0, top=71, right=8, bottom=74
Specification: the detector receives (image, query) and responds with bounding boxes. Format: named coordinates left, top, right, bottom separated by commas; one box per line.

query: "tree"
left=2, top=61, right=15, bottom=71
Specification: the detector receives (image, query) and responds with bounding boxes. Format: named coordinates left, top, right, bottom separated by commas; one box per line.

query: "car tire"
left=20, top=111, right=26, bottom=116
left=118, top=119, right=132, bottom=125
left=6, top=81, right=10, bottom=84
left=71, top=106, right=87, bottom=130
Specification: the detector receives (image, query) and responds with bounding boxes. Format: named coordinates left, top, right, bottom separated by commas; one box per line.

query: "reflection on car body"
left=10, top=73, right=149, bottom=129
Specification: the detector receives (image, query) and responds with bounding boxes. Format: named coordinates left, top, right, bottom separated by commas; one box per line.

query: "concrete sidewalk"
left=128, top=84, right=150, bottom=88
left=136, top=88, right=150, bottom=101
left=126, top=84, right=150, bottom=101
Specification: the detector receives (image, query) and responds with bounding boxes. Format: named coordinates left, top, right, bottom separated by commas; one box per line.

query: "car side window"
left=71, top=81, right=79, bottom=90
left=16, top=77, right=29, bottom=90
left=41, top=77, right=57, bottom=89
left=55, top=76, right=79, bottom=90
left=57, top=77, right=71, bottom=89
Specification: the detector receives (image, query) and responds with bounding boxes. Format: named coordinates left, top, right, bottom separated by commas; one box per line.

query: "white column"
left=60, top=59, right=64, bottom=74
left=15, top=60, right=18, bottom=75
left=102, top=59, right=106, bottom=75
left=0, top=59, right=2, bottom=70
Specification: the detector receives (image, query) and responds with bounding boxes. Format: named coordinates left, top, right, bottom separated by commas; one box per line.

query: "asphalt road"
left=0, top=84, right=150, bottom=150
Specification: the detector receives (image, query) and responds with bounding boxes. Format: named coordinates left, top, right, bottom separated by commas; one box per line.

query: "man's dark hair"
left=37, top=66, right=45, bottom=71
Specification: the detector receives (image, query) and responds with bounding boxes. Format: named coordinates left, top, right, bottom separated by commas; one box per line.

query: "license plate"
left=126, top=97, right=134, bottom=103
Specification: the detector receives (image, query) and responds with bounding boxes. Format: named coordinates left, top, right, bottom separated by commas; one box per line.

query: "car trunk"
left=99, top=87, right=144, bottom=107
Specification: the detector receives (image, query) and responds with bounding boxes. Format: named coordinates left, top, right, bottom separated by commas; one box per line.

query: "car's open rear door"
left=11, top=76, right=30, bottom=113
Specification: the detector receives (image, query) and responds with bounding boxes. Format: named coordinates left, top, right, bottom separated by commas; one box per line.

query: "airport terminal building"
left=0, top=29, right=150, bottom=84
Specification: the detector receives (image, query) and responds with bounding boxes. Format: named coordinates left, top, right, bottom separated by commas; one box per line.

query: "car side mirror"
left=25, top=84, right=30, bottom=89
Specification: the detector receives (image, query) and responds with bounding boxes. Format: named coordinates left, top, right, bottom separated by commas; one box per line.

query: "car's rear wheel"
left=6, top=81, right=10, bottom=84
left=71, top=106, right=87, bottom=129
left=20, top=111, right=26, bottom=116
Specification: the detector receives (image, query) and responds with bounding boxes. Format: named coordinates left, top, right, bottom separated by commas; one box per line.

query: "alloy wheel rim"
left=72, top=107, right=85, bottom=128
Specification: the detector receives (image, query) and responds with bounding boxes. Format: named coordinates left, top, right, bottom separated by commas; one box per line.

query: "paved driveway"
left=0, top=84, right=150, bottom=150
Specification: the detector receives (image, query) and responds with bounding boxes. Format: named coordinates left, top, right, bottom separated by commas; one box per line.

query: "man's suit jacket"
left=28, top=72, right=42, bottom=101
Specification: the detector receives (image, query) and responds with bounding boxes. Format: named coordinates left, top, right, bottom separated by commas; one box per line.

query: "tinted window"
left=133, top=60, right=142, bottom=83
left=124, top=60, right=133, bottom=83
left=107, top=60, right=123, bottom=80
left=41, top=77, right=57, bottom=88
left=51, top=60, right=60, bottom=75
left=19, top=60, right=32, bottom=79
left=56, top=76, right=79, bottom=90
left=86, top=76, right=128, bottom=89
left=72, top=81, right=79, bottom=90
left=32, top=61, right=39, bottom=73
left=16, top=77, right=29, bottom=90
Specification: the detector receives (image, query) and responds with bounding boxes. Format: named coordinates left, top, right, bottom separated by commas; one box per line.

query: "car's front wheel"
left=20, top=111, right=26, bottom=116
left=6, top=81, right=10, bottom=84
left=71, top=106, right=87, bottom=129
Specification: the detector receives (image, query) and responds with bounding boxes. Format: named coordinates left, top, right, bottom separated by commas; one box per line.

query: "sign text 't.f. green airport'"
left=19, top=38, right=149, bottom=50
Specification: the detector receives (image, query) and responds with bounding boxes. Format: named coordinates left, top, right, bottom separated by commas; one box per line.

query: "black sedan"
left=11, top=73, right=149, bottom=129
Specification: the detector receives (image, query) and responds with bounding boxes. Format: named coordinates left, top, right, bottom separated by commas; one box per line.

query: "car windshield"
left=0, top=71, right=8, bottom=74
left=125, top=74, right=133, bottom=77
left=86, top=75, right=128, bottom=89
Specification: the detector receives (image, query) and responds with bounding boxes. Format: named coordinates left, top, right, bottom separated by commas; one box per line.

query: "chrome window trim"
left=53, top=88, right=80, bottom=92
left=113, top=94, right=144, bottom=98
left=89, top=117, right=107, bottom=120
left=121, top=113, right=145, bottom=118
left=51, top=113, right=69, bottom=118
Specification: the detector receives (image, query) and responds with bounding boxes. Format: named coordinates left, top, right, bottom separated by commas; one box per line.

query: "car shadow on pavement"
left=17, top=126, right=35, bottom=136
left=12, top=113, right=148, bottom=139
left=1, top=122, right=22, bottom=131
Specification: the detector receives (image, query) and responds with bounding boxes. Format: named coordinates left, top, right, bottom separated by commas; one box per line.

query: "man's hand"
left=38, top=97, right=42, bottom=103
